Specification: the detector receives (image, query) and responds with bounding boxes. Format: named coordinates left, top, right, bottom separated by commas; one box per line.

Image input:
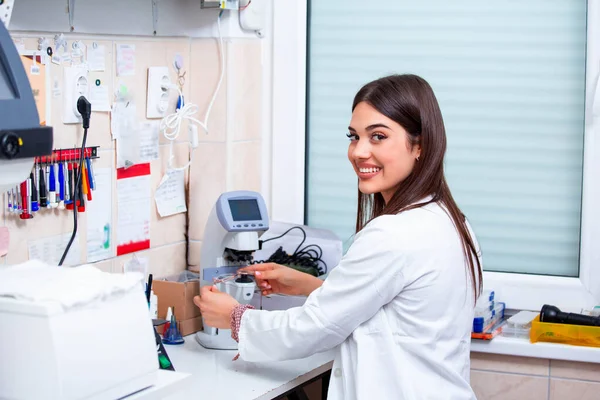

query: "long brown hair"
left=353, top=74, right=482, bottom=301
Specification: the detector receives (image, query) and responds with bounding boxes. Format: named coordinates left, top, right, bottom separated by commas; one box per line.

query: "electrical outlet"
left=62, top=66, right=89, bottom=124
left=147, top=66, right=171, bottom=119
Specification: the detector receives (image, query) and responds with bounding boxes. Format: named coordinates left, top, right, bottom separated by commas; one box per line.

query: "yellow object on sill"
left=530, top=315, right=600, bottom=348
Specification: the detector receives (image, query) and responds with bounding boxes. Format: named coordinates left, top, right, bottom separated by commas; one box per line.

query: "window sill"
left=471, top=335, right=600, bottom=363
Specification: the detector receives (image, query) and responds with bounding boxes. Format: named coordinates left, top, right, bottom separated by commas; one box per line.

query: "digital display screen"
left=0, top=58, right=16, bottom=100
left=229, top=199, right=261, bottom=221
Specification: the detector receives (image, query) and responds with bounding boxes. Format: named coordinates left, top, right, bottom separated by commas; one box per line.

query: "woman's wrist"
left=302, top=275, right=324, bottom=296
left=230, top=303, right=254, bottom=343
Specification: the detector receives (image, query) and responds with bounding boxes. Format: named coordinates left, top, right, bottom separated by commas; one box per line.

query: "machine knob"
left=236, top=273, right=253, bottom=283
left=0, top=132, right=20, bottom=159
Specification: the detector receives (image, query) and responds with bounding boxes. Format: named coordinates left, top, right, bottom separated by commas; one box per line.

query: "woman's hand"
left=238, top=263, right=323, bottom=297
left=193, top=286, right=239, bottom=329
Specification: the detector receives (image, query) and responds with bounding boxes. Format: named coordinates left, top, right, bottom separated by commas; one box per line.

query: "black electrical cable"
left=255, top=226, right=328, bottom=276
left=58, top=130, right=86, bottom=266
left=261, top=226, right=308, bottom=254
left=58, top=96, right=91, bottom=266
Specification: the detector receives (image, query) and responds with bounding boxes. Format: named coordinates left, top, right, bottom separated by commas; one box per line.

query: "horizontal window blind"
left=306, top=0, right=587, bottom=276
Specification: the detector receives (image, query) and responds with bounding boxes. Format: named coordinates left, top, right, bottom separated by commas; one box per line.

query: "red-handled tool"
left=19, top=180, right=33, bottom=219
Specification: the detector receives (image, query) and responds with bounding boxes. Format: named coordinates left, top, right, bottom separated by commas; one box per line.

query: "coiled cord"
left=253, top=226, right=328, bottom=276
left=159, top=11, right=225, bottom=172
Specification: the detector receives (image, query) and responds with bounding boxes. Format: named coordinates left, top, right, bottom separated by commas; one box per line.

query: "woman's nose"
left=352, top=140, right=371, bottom=159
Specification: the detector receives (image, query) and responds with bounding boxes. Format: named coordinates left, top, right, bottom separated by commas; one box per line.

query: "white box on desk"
left=0, top=288, right=158, bottom=400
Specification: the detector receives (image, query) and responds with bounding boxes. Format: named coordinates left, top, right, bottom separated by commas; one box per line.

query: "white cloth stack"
left=0, top=260, right=143, bottom=309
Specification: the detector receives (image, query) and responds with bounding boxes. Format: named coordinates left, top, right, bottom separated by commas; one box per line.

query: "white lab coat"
left=238, top=200, right=480, bottom=400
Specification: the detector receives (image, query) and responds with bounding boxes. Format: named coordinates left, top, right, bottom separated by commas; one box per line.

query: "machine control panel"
left=215, top=190, right=269, bottom=233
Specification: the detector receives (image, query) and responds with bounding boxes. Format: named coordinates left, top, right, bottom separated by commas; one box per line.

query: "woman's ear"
left=415, top=144, right=422, bottom=161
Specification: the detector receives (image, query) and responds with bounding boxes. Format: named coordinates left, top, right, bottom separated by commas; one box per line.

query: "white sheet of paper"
left=86, top=167, right=113, bottom=263
left=139, top=121, right=160, bottom=162
left=28, top=233, right=81, bottom=267
left=111, top=102, right=136, bottom=140
left=88, top=45, right=106, bottom=71
left=116, top=123, right=141, bottom=169
left=155, top=170, right=187, bottom=217
left=61, top=51, right=72, bottom=65
left=71, top=44, right=86, bottom=66
left=52, top=77, right=61, bottom=98
left=90, top=85, right=111, bottom=112
left=116, top=44, right=135, bottom=76
left=117, top=174, right=151, bottom=248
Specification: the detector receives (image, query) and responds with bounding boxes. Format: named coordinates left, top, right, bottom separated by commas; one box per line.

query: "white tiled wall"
left=470, top=354, right=600, bottom=400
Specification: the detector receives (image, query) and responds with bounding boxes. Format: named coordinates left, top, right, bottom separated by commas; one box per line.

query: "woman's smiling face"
left=347, top=101, right=421, bottom=204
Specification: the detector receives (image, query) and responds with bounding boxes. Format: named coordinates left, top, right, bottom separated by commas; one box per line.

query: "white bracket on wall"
left=0, top=0, right=15, bottom=28
left=152, top=0, right=159, bottom=35
left=68, top=0, right=75, bottom=31
left=239, top=0, right=268, bottom=38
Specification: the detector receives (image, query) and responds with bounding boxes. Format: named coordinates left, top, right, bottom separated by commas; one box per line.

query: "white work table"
left=132, top=334, right=600, bottom=399
left=158, top=335, right=335, bottom=400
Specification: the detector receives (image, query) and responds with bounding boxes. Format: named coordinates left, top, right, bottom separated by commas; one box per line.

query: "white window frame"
left=269, top=0, right=600, bottom=312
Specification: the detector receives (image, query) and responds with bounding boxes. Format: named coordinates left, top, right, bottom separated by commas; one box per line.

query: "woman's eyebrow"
left=348, top=123, right=391, bottom=132
left=365, top=123, right=391, bottom=131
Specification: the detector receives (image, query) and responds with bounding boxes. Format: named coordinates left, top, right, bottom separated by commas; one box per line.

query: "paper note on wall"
left=116, top=44, right=135, bottom=76
left=116, top=163, right=151, bottom=256
left=20, top=54, right=47, bottom=125
left=111, top=102, right=137, bottom=140
left=113, top=103, right=141, bottom=168
left=28, top=233, right=81, bottom=267
left=86, top=167, right=113, bottom=263
left=155, top=170, right=187, bottom=217
left=70, top=41, right=86, bottom=66
left=90, top=85, right=111, bottom=112
left=139, top=121, right=160, bottom=162
left=88, top=44, right=106, bottom=72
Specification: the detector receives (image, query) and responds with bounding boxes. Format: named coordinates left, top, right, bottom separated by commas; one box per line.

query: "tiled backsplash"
left=470, top=353, right=600, bottom=400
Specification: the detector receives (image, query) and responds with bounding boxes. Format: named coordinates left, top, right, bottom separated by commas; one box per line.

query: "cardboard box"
left=153, top=278, right=203, bottom=336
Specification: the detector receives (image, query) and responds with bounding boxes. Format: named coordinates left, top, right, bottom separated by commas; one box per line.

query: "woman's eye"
left=372, top=133, right=386, bottom=141
left=346, top=133, right=358, bottom=141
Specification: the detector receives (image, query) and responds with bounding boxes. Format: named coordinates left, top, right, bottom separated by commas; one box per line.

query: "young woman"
left=194, top=74, right=483, bottom=400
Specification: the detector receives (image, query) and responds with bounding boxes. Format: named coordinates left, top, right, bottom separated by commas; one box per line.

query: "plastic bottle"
left=149, top=290, right=158, bottom=319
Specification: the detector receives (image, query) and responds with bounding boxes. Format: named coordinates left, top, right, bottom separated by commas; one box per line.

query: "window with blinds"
left=305, top=1, right=587, bottom=277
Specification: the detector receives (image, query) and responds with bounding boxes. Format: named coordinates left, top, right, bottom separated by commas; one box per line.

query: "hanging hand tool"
left=48, top=158, right=58, bottom=209
left=19, top=179, right=32, bottom=219
left=54, top=160, right=61, bottom=208
left=77, top=163, right=85, bottom=212
left=39, top=162, right=48, bottom=208
left=63, top=158, right=70, bottom=206
left=86, top=156, right=96, bottom=191
left=82, top=159, right=91, bottom=202
left=16, top=185, right=22, bottom=215
left=11, top=188, right=17, bottom=213
left=6, top=191, right=12, bottom=214
left=30, top=171, right=39, bottom=212
left=66, top=162, right=74, bottom=210
left=58, top=157, right=65, bottom=210
left=45, top=162, right=51, bottom=209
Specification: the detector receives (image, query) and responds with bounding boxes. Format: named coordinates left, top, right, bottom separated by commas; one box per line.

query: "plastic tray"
left=529, top=315, right=600, bottom=347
